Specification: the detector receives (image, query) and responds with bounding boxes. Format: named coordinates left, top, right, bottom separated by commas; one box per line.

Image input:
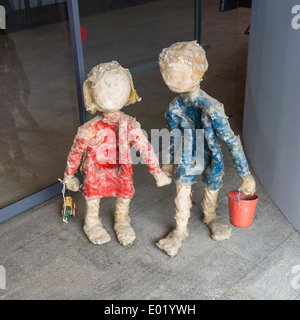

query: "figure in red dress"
left=63, top=61, right=171, bottom=246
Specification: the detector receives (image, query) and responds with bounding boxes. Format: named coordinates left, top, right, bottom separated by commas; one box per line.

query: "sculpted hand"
left=239, top=174, right=256, bottom=195
left=64, top=176, right=80, bottom=192
left=155, top=171, right=172, bottom=187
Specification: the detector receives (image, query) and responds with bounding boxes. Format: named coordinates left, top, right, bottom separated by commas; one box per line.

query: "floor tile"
left=0, top=199, right=62, bottom=257
left=1, top=257, right=97, bottom=300
left=217, top=201, right=296, bottom=264
left=145, top=246, right=255, bottom=300
left=0, top=227, right=87, bottom=297
left=77, top=252, right=175, bottom=300
left=224, top=232, right=300, bottom=300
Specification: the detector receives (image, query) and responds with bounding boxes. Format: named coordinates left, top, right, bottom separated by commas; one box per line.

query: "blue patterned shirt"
left=165, top=89, right=250, bottom=189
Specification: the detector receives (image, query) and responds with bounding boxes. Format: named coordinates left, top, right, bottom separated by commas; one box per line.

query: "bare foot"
left=207, top=216, right=232, bottom=241
left=114, top=218, right=136, bottom=246
left=83, top=221, right=111, bottom=245
left=156, top=229, right=188, bottom=257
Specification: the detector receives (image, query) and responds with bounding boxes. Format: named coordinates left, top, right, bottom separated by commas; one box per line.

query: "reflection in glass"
left=0, top=1, right=79, bottom=208
left=79, top=0, right=194, bottom=136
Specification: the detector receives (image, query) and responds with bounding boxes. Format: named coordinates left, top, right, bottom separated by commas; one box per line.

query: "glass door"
left=0, top=0, right=82, bottom=221
left=1, top=0, right=218, bottom=222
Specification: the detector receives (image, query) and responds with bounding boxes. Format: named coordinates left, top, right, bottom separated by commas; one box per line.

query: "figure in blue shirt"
left=156, top=41, right=256, bottom=257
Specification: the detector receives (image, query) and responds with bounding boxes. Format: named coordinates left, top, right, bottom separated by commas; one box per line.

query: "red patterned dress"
left=64, top=111, right=162, bottom=199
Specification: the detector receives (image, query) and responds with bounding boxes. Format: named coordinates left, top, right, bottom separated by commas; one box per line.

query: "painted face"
left=91, top=69, right=131, bottom=113
left=160, top=62, right=201, bottom=94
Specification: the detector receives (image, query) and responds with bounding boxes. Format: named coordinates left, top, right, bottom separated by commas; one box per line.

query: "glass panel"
left=80, top=0, right=195, bottom=71
left=79, top=0, right=194, bottom=135
left=0, top=0, right=79, bottom=208
left=201, top=0, right=250, bottom=128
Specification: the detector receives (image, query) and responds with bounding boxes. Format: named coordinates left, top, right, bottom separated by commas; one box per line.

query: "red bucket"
left=227, top=190, right=259, bottom=228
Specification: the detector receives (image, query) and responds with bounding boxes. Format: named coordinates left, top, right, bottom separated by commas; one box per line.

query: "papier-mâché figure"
left=63, top=61, right=171, bottom=246
left=156, top=41, right=256, bottom=256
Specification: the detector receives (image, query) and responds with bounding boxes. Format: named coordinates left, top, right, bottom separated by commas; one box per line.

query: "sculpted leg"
left=202, top=186, right=232, bottom=241
left=84, top=198, right=111, bottom=245
left=156, top=184, right=192, bottom=257
left=114, top=197, right=136, bottom=246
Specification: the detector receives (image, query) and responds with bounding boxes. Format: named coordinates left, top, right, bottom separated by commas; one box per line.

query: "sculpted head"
left=83, top=61, right=141, bottom=114
left=158, top=41, right=208, bottom=95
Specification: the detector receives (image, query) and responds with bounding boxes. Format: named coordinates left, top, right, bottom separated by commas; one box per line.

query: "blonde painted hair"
left=83, top=61, right=141, bottom=114
left=158, top=41, right=208, bottom=79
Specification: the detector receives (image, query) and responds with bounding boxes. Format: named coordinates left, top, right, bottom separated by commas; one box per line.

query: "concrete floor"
left=0, top=144, right=299, bottom=300
left=0, top=0, right=300, bottom=300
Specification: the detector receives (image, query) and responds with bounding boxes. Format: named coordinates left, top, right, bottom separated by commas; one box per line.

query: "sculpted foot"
left=207, top=216, right=232, bottom=241
left=156, top=229, right=188, bottom=257
left=114, top=218, right=136, bottom=246
left=83, top=221, right=111, bottom=245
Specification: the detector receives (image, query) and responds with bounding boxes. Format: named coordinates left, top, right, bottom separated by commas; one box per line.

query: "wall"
left=243, top=0, right=300, bottom=231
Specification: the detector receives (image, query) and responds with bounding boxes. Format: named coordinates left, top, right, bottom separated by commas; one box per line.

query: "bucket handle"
left=238, top=189, right=242, bottom=203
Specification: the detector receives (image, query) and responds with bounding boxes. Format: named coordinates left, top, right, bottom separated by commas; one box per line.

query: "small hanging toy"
left=58, top=178, right=76, bottom=223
